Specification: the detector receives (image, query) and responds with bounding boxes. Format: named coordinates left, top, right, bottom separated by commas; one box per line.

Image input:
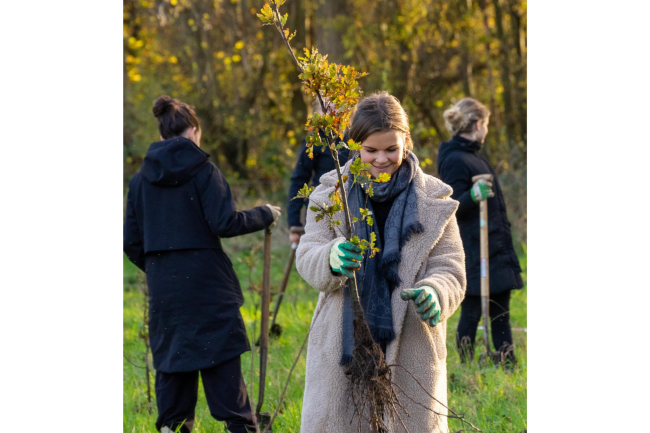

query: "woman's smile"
left=372, top=164, right=393, bottom=173
left=360, top=129, right=405, bottom=178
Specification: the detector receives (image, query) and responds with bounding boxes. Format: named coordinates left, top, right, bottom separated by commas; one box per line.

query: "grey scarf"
left=340, top=151, right=423, bottom=365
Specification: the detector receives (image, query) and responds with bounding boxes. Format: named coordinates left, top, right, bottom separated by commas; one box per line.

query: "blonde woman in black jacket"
left=436, top=98, right=523, bottom=368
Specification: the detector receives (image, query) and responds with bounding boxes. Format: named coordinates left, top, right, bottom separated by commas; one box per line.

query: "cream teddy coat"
left=296, top=159, right=467, bottom=433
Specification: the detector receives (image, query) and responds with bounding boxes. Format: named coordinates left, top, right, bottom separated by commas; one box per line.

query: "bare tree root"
left=388, top=364, right=483, bottom=433
left=344, top=316, right=405, bottom=433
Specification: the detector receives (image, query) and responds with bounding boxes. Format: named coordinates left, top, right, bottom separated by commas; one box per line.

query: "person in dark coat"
left=123, top=95, right=281, bottom=433
left=287, top=98, right=349, bottom=244
left=436, top=97, right=523, bottom=367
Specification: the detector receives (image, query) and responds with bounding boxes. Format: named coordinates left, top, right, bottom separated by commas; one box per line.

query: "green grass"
left=124, top=237, right=526, bottom=432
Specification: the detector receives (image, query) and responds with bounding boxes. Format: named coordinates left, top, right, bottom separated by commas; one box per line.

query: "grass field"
left=124, top=236, right=527, bottom=432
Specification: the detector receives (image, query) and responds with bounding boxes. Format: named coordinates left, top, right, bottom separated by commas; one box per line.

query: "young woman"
left=437, top=97, right=523, bottom=367
left=295, top=91, right=466, bottom=433
left=123, top=95, right=281, bottom=433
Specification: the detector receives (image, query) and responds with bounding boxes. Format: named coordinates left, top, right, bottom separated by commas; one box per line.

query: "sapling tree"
left=259, top=1, right=401, bottom=431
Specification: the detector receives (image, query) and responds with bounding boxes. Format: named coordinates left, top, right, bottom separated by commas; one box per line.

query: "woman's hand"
left=265, top=204, right=282, bottom=228
left=400, top=286, right=441, bottom=326
left=329, top=239, right=363, bottom=278
left=469, top=178, right=494, bottom=202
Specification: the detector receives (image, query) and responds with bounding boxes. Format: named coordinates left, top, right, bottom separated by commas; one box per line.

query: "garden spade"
left=256, top=228, right=273, bottom=432
left=269, top=227, right=303, bottom=338
left=472, top=174, right=501, bottom=368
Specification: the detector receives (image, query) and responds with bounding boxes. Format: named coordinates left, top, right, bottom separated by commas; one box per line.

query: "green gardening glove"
left=329, top=238, right=363, bottom=278
left=400, top=286, right=441, bottom=327
left=469, top=178, right=494, bottom=202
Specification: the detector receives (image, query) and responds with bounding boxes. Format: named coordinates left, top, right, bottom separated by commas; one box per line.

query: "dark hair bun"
left=153, top=95, right=174, bottom=118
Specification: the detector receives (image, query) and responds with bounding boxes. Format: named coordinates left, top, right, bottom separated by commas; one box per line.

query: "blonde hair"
left=443, top=98, right=490, bottom=136
left=348, top=91, right=413, bottom=151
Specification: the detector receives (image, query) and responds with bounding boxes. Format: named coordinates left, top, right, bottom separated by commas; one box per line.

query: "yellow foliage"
left=234, top=41, right=245, bottom=50
left=188, top=18, right=195, bottom=26
left=286, top=130, right=295, bottom=138
left=215, top=51, right=225, bottom=59
left=232, top=55, right=242, bottom=63
left=245, top=158, right=257, bottom=167
left=256, top=31, right=263, bottom=40
left=169, top=56, right=178, bottom=63
left=128, top=37, right=144, bottom=49
left=224, top=57, right=232, bottom=65
left=203, top=13, right=210, bottom=20
left=435, top=100, right=444, bottom=108
left=131, top=74, right=142, bottom=82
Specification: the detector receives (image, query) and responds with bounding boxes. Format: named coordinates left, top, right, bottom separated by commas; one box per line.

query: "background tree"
left=124, top=0, right=527, bottom=243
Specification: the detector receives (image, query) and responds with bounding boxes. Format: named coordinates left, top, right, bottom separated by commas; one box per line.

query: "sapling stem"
left=331, top=145, right=362, bottom=313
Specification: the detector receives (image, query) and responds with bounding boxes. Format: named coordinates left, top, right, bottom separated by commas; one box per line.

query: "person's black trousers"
left=455, top=291, right=516, bottom=364
left=154, top=355, right=257, bottom=433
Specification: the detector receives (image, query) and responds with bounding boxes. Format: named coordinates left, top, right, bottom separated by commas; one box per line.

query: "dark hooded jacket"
left=287, top=138, right=349, bottom=228
left=437, top=135, right=523, bottom=297
left=124, top=136, right=274, bottom=372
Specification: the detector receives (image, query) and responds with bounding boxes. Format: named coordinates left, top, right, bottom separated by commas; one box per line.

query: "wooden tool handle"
left=270, top=246, right=296, bottom=327
left=472, top=173, right=494, bottom=183
left=477, top=181, right=491, bottom=353
left=257, top=228, right=272, bottom=416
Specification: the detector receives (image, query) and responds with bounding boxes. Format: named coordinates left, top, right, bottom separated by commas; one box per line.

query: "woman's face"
left=475, top=117, right=489, bottom=143
left=360, top=129, right=405, bottom=178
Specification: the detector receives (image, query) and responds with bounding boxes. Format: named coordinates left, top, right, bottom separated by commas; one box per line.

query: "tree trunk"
left=478, top=0, right=497, bottom=160
left=508, top=0, right=526, bottom=144
left=312, top=0, right=348, bottom=65
left=492, top=0, right=517, bottom=145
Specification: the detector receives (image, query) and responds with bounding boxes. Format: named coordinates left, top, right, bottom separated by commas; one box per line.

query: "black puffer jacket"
left=437, top=135, right=523, bottom=297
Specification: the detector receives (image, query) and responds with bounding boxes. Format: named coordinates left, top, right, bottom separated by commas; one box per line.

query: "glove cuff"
left=329, top=237, right=346, bottom=272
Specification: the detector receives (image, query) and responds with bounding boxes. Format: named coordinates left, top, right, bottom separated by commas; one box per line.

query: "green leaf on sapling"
left=366, top=183, right=374, bottom=197
left=375, top=172, right=391, bottom=183
left=347, top=139, right=363, bottom=151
